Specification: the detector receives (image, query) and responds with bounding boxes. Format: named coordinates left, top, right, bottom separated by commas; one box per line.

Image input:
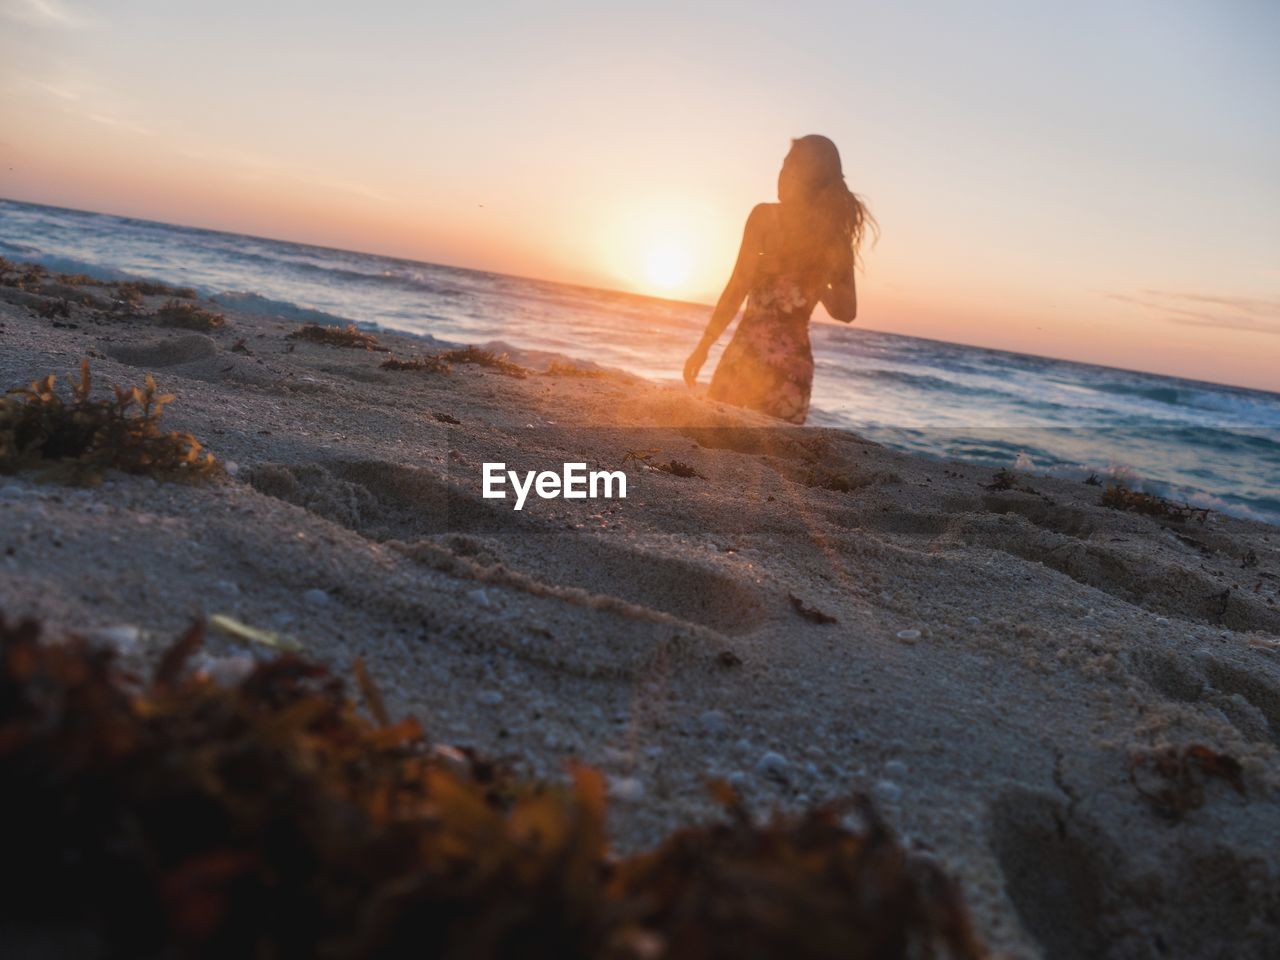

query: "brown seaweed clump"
left=438, top=345, right=530, bottom=378
left=0, top=615, right=983, bottom=960
left=1100, top=483, right=1209, bottom=524
left=0, top=361, right=220, bottom=482
left=381, top=355, right=452, bottom=373
left=0, top=256, right=49, bottom=291
left=655, top=460, right=706, bottom=480
left=155, top=300, right=225, bottom=331
left=544, top=361, right=618, bottom=380
left=118, top=279, right=198, bottom=300
left=289, top=323, right=388, bottom=351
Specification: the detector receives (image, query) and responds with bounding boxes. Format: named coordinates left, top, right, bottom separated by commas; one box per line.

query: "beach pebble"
left=698, top=709, right=727, bottom=735
left=756, top=750, right=788, bottom=779
left=476, top=689, right=504, bottom=706
left=734, top=737, right=753, bottom=755
left=1192, top=648, right=1217, bottom=666
left=874, top=780, right=903, bottom=803
left=302, top=588, right=330, bottom=606
left=884, top=759, right=909, bottom=779
left=727, top=771, right=748, bottom=789
left=895, top=629, right=921, bottom=642
left=224, top=460, right=240, bottom=476
left=214, top=579, right=240, bottom=597
left=467, top=588, right=492, bottom=608
left=610, top=777, right=645, bottom=803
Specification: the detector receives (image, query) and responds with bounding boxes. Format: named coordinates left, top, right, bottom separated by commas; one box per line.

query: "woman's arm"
left=684, top=204, right=768, bottom=387
left=819, top=244, right=857, bottom=323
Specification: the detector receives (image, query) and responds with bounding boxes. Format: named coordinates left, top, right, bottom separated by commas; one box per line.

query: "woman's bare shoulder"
left=745, top=202, right=779, bottom=237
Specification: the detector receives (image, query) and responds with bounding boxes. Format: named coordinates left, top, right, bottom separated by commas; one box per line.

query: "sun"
left=645, top=244, right=692, bottom=293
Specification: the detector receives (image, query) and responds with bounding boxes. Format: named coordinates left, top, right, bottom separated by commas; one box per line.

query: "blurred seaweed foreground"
left=0, top=616, right=982, bottom=959
left=0, top=361, right=220, bottom=482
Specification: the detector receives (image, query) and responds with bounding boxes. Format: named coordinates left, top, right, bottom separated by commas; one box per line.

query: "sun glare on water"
left=645, top=244, right=692, bottom=293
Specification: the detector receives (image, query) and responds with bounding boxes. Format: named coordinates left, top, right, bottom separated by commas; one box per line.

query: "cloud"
left=215, top=147, right=389, bottom=202
left=1107, top=289, right=1280, bottom=337
left=1, top=0, right=90, bottom=28
left=24, top=78, right=81, bottom=101
left=87, top=112, right=155, bottom=137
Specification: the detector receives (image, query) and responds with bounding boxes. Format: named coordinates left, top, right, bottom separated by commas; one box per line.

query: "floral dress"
left=707, top=238, right=821, bottom=424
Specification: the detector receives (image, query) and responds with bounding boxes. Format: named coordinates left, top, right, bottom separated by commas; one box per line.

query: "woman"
left=683, top=135, right=875, bottom=424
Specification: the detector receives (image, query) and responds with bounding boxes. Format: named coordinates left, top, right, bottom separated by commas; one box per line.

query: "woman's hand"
left=683, top=341, right=709, bottom=388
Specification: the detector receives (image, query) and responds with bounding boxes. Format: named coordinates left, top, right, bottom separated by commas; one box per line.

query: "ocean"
left=2, top=197, right=1277, bottom=525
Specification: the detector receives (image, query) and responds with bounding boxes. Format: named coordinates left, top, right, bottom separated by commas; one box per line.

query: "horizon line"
left=2, top=194, right=1276, bottom=400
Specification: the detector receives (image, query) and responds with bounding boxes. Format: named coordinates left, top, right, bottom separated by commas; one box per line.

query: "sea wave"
left=3, top=197, right=1276, bottom=527
left=211, top=291, right=370, bottom=329
left=1088, top=379, right=1280, bottom=425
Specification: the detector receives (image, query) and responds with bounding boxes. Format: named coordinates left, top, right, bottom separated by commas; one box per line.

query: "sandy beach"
left=3, top=276, right=1279, bottom=957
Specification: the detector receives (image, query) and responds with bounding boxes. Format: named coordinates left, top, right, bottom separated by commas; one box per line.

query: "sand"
left=2, top=278, right=1279, bottom=958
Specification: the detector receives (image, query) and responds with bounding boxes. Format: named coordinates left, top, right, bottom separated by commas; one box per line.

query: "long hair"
left=775, top=135, right=877, bottom=285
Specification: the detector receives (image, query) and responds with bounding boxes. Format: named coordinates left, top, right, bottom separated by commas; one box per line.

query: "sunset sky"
left=2, top=0, right=1277, bottom=390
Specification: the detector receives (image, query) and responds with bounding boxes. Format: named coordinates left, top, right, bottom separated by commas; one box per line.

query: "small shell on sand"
left=609, top=776, right=645, bottom=803
left=895, top=629, right=921, bottom=642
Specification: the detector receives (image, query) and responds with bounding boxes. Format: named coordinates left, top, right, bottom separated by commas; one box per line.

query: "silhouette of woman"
left=684, top=135, right=874, bottom=424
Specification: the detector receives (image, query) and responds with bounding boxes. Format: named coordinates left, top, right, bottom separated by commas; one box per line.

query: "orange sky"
left=1, top=0, right=1277, bottom=391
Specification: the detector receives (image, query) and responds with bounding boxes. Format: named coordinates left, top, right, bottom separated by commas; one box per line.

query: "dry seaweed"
left=1100, top=483, right=1209, bottom=524
left=655, top=460, right=706, bottom=480
left=0, top=360, right=221, bottom=482
left=381, top=355, right=452, bottom=373
left=289, top=323, right=388, bottom=351
left=618, top=450, right=705, bottom=479
left=0, top=257, right=48, bottom=290
left=438, top=346, right=530, bottom=378
left=34, top=297, right=71, bottom=319
left=1129, top=743, right=1245, bottom=819
left=117, top=279, right=198, bottom=300
left=799, top=464, right=863, bottom=492
left=0, top=615, right=983, bottom=959
left=52, top=271, right=107, bottom=287
left=155, top=300, right=225, bottom=331
left=544, top=361, right=613, bottom=379
left=621, top=449, right=660, bottom=469
left=985, top=468, right=1019, bottom=492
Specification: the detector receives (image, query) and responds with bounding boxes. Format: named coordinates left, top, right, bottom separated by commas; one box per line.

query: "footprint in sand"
left=106, top=333, right=218, bottom=368
left=1135, top=648, right=1280, bottom=748
left=988, top=788, right=1115, bottom=960
left=988, top=787, right=1279, bottom=958
left=247, top=458, right=767, bottom=635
